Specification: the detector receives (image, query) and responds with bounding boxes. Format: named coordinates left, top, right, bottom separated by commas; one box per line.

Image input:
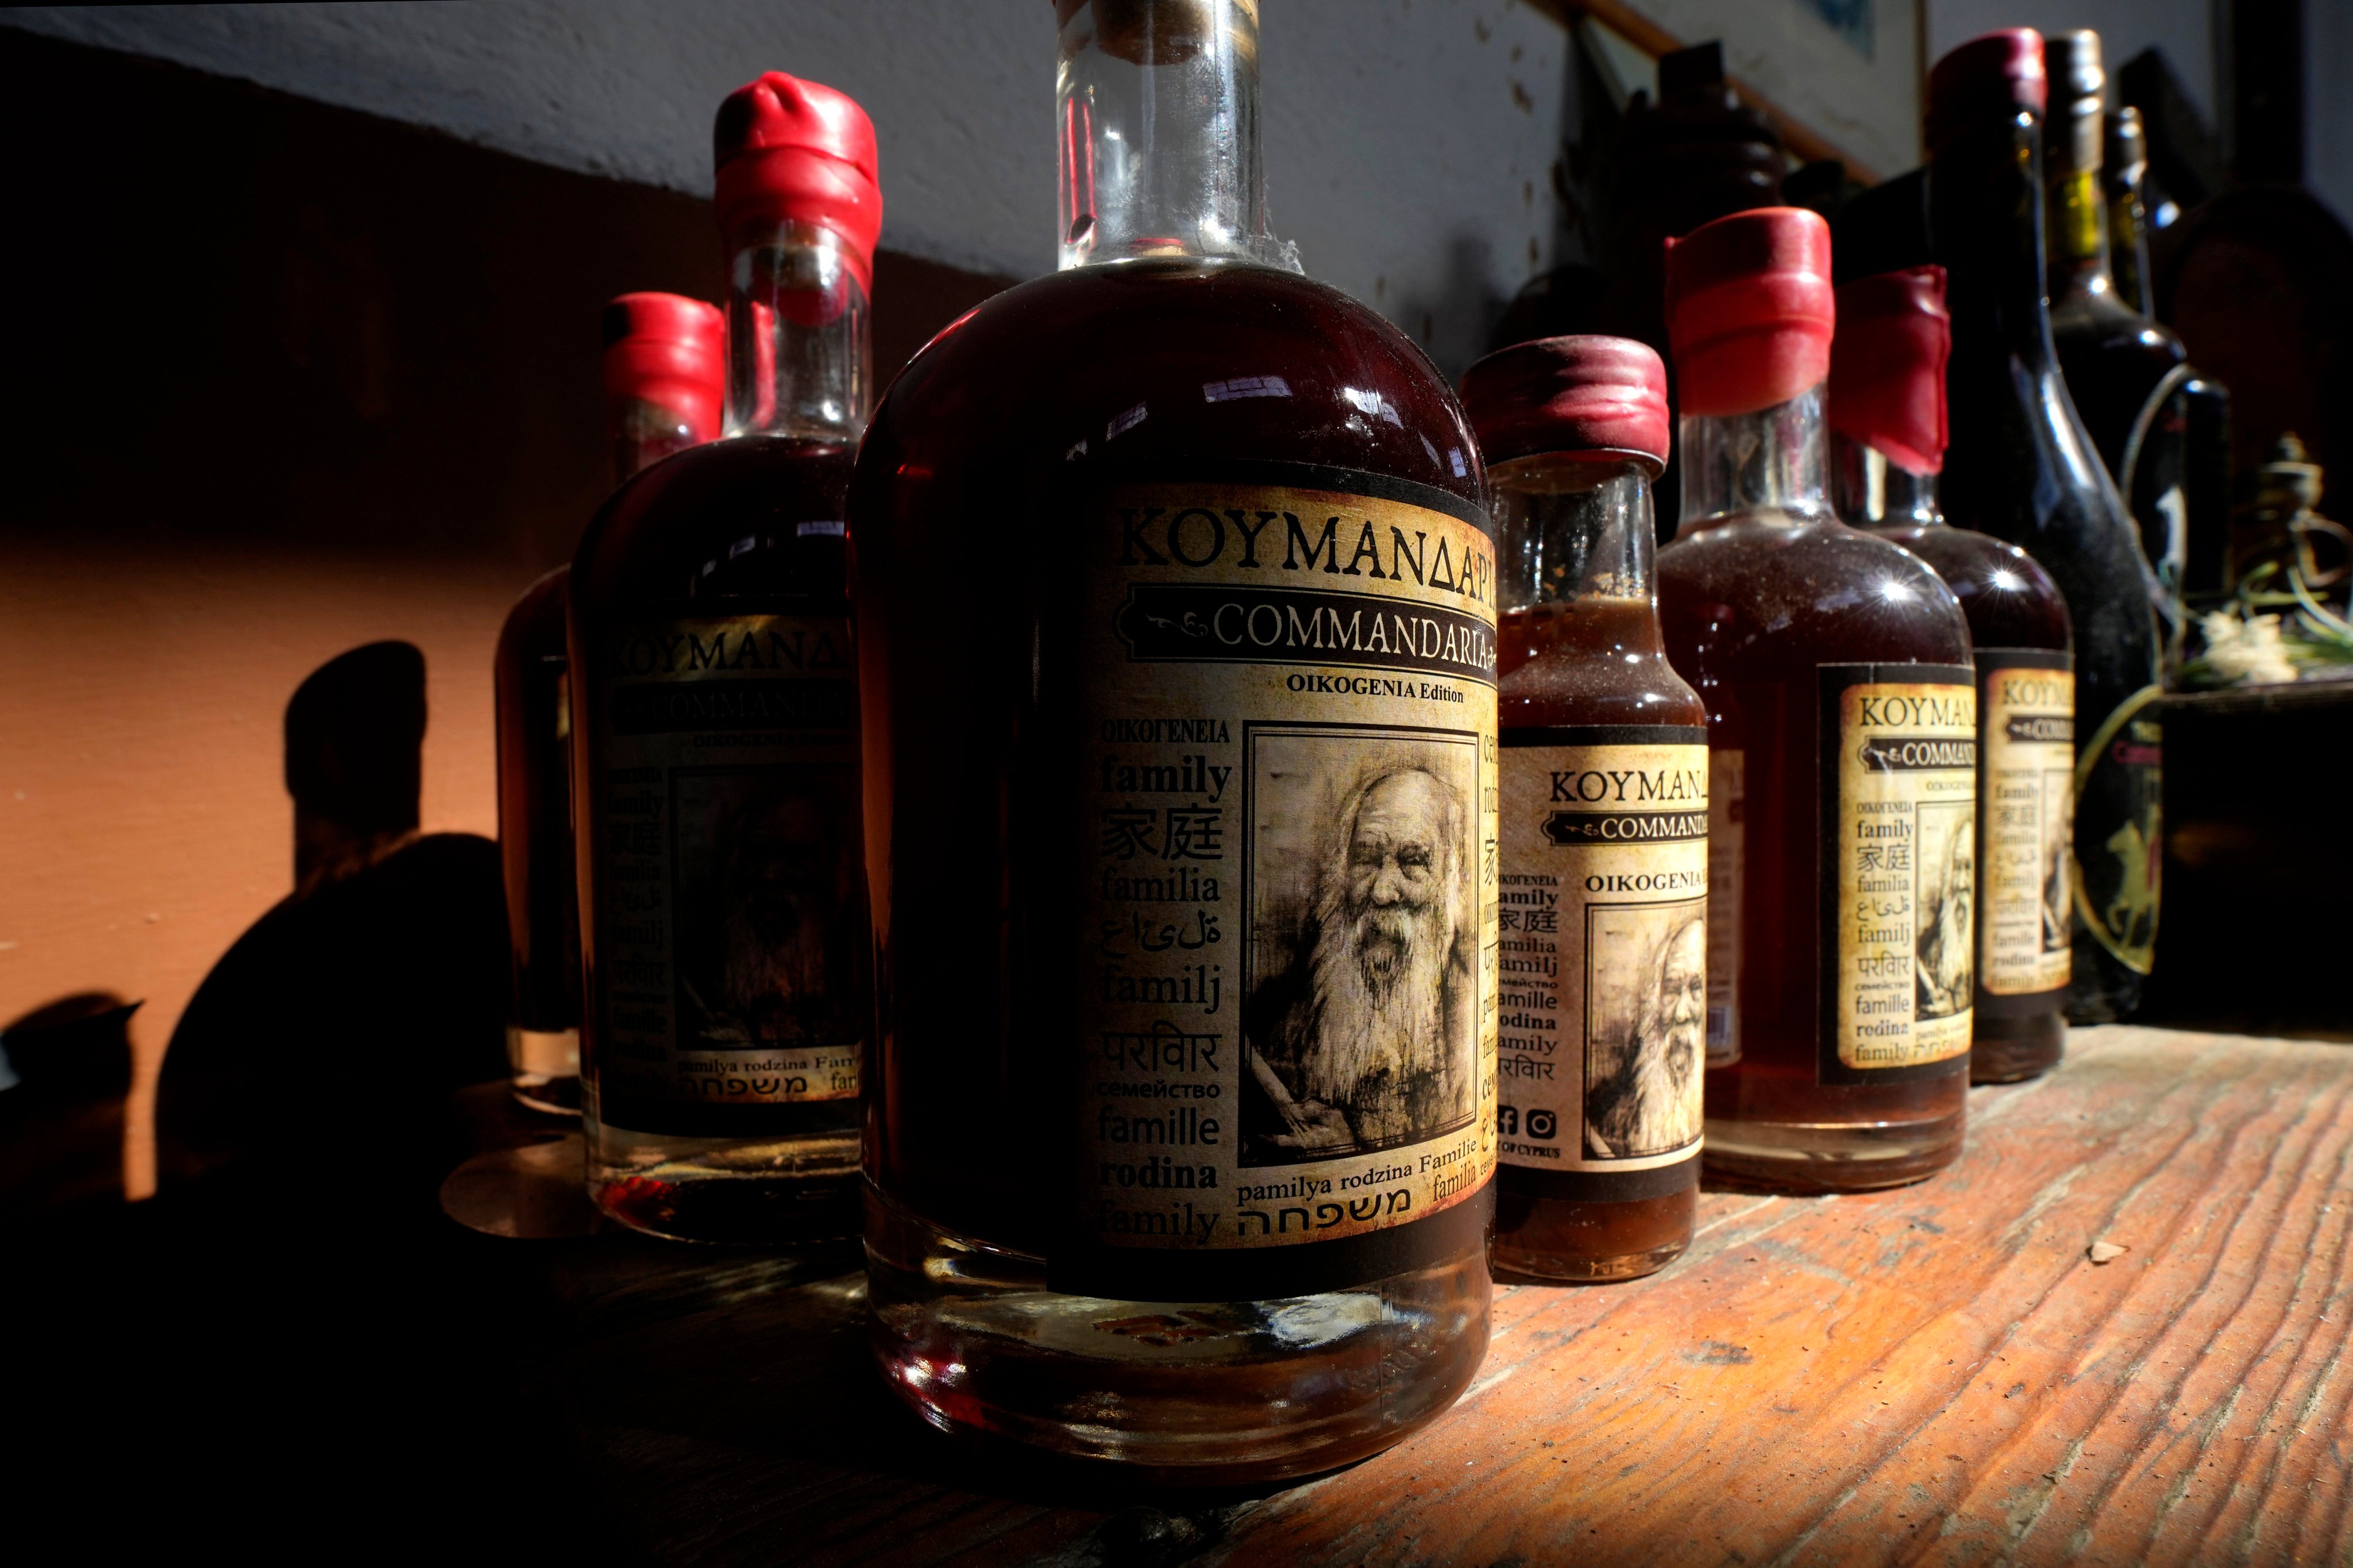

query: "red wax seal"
left=1460, top=335, right=1670, bottom=474
left=602, top=293, right=727, bottom=442
left=714, top=72, right=884, bottom=303
left=1828, top=267, right=1949, bottom=474
left=1926, top=29, right=2046, bottom=153
left=1663, top=207, right=1836, bottom=419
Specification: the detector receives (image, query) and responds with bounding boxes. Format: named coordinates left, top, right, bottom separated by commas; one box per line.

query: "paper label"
left=1497, top=731, right=1708, bottom=1174
left=1819, top=665, right=1978, bottom=1082
left=1977, top=652, right=2074, bottom=999
left=1064, top=469, right=1499, bottom=1293
left=585, top=613, right=865, bottom=1126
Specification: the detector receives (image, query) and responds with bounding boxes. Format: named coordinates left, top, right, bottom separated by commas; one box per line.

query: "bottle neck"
left=1676, top=385, right=1832, bottom=530
left=1494, top=455, right=1659, bottom=612
left=2047, top=166, right=2116, bottom=300
left=2105, top=167, right=2154, bottom=316
left=611, top=397, right=704, bottom=490
left=724, top=219, right=871, bottom=441
left=1930, top=109, right=2062, bottom=371
left=1830, top=431, right=1943, bottom=528
left=1055, top=0, right=1284, bottom=269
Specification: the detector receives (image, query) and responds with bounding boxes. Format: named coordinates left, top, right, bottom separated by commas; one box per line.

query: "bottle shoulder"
left=1861, top=524, right=2072, bottom=652
left=1656, top=514, right=1972, bottom=666
left=855, top=258, right=1482, bottom=517
left=573, top=435, right=854, bottom=613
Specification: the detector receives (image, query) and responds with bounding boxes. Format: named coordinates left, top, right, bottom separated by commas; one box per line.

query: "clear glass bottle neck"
left=1830, top=431, right=1943, bottom=528
left=1055, top=0, right=1288, bottom=270
left=1676, top=385, right=1833, bottom=530
left=1493, top=455, right=1658, bottom=612
left=611, top=397, right=703, bottom=490
left=724, top=219, right=871, bottom=442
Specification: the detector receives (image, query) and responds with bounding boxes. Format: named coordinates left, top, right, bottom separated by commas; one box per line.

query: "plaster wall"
left=1, top=0, right=1573, bottom=376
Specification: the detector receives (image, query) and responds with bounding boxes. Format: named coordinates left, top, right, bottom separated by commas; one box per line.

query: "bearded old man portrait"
left=1584, top=912, right=1706, bottom=1158
left=1240, top=764, right=1477, bottom=1164
left=679, top=788, right=855, bottom=1049
left=1918, top=816, right=1976, bottom=1019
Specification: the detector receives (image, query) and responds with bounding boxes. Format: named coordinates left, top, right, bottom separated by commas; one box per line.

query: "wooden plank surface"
left=524, top=1026, right=2353, bottom=1566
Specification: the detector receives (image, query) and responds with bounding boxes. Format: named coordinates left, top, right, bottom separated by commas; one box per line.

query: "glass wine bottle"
left=1655, top=208, right=1978, bottom=1192
left=496, top=292, right=725, bottom=1115
left=1928, top=31, right=2164, bottom=1022
left=848, top=0, right=1495, bottom=1480
left=2042, top=32, right=2191, bottom=653
left=1828, top=267, right=2075, bottom=1083
left=1461, top=335, right=1703, bottom=1279
left=568, top=73, right=878, bottom=1243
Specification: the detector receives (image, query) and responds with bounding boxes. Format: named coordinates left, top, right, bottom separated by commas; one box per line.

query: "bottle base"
left=1700, top=1110, right=1965, bottom=1194
left=1493, top=1235, right=1689, bottom=1283
left=1970, top=1010, right=2066, bottom=1084
left=862, top=1184, right=1491, bottom=1485
left=511, top=1072, right=581, bottom=1117
left=586, top=1117, right=859, bottom=1245
left=1492, top=1178, right=1695, bottom=1283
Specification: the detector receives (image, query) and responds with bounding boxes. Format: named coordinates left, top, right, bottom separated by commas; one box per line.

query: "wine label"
left=1818, top=665, right=1978, bottom=1083
left=1060, top=466, right=1498, bottom=1300
left=2073, top=684, right=2163, bottom=974
left=584, top=613, right=865, bottom=1133
left=1977, top=652, right=2074, bottom=1001
left=1497, top=728, right=1707, bottom=1178
left=1705, top=748, right=1744, bottom=1067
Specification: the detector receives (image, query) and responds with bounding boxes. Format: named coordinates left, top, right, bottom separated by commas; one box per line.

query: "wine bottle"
left=495, top=294, right=724, bottom=1115
left=1462, top=335, right=1703, bottom=1279
left=569, top=73, right=878, bottom=1242
left=1927, top=31, right=2163, bottom=1021
left=848, top=0, right=1494, bottom=1478
left=2042, top=32, right=2191, bottom=651
left=1655, top=208, right=1978, bottom=1193
left=1828, top=267, right=2076, bottom=1083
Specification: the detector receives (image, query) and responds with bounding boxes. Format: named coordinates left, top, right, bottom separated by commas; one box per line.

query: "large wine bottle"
left=1927, top=31, right=2163, bottom=1022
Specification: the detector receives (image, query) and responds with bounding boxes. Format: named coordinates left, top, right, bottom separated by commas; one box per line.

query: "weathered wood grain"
left=533, top=1026, right=2353, bottom=1567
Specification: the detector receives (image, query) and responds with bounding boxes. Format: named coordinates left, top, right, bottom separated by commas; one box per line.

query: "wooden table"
left=493, top=1026, right=2353, bottom=1566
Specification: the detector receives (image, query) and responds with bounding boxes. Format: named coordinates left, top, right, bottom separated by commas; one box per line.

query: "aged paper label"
left=586, top=614, right=864, bottom=1126
left=1704, top=748, right=1744, bottom=1067
left=1068, top=470, right=1498, bottom=1291
left=1498, top=731, right=1707, bottom=1175
left=1820, top=666, right=1977, bottom=1080
left=1977, top=652, right=2074, bottom=998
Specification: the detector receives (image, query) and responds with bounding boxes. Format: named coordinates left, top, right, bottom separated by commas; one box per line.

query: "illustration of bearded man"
left=1586, top=914, right=1706, bottom=1158
left=683, top=791, right=848, bottom=1048
left=1242, top=767, right=1475, bottom=1162
left=1918, top=820, right=1976, bottom=1017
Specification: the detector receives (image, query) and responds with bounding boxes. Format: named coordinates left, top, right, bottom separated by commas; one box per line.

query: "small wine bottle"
left=495, top=294, right=724, bottom=1114
left=570, top=74, right=880, bottom=1242
left=1463, top=335, right=1704, bottom=1279
left=1656, top=208, right=1978, bottom=1193
left=1828, top=267, right=2076, bottom=1083
left=1928, top=32, right=2164, bottom=1022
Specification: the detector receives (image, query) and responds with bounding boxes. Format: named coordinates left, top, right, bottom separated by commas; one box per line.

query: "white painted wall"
left=0, top=0, right=1572, bottom=376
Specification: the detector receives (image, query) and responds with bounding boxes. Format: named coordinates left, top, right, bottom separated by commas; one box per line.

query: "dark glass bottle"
left=849, top=1, right=1494, bottom=1479
left=496, top=293, right=724, bottom=1116
left=2042, top=33, right=2190, bottom=656
left=1828, top=267, right=2076, bottom=1083
left=1928, top=32, right=2164, bottom=1022
left=1656, top=209, right=1977, bottom=1193
left=1463, top=337, right=1703, bottom=1280
left=568, top=74, right=879, bottom=1243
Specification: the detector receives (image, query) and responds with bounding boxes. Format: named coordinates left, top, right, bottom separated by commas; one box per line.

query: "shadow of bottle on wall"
left=0, top=992, right=137, bottom=1230
left=157, top=639, right=509, bottom=1229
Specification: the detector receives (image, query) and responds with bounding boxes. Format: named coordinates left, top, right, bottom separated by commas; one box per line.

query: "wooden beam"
left=1525, top=0, right=1887, bottom=184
